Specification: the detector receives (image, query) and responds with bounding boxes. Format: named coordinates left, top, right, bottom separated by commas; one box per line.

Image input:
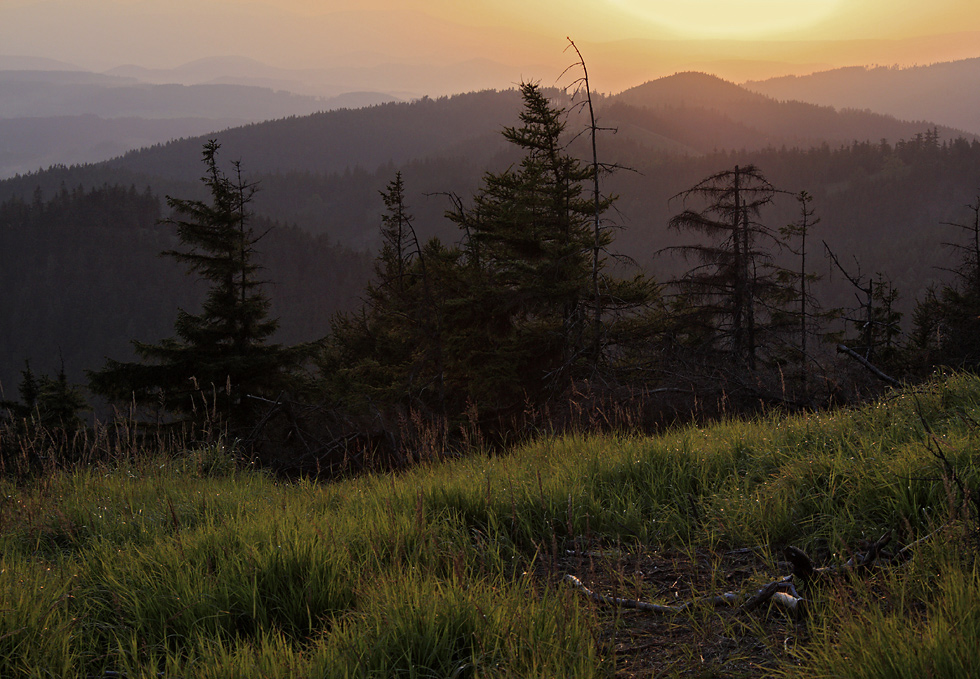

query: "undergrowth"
left=0, top=372, right=978, bottom=677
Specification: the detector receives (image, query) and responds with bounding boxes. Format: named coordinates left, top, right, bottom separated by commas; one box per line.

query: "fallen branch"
left=564, top=532, right=910, bottom=619
left=741, top=576, right=802, bottom=613
left=563, top=574, right=804, bottom=616
left=563, top=574, right=740, bottom=613
left=836, top=344, right=901, bottom=386
left=894, top=523, right=950, bottom=562
left=785, top=531, right=892, bottom=583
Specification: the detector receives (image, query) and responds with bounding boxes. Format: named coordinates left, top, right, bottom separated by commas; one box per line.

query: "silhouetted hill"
left=4, top=79, right=980, bottom=398
left=0, top=115, right=243, bottom=179
left=745, top=58, right=980, bottom=136
left=106, top=58, right=402, bottom=106
left=0, top=70, right=328, bottom=120
left=102, top=50, right=534, bottom=101
left=609, top=72, right=971, bottom=151
left=615, top=72, right=770, bottom=108
left=0, top=68, right=400, bottom=178
left=2, top=78, right=976, bottom=255
left=99, top=89, right=522, bottom=181
left=0, top=56, right=80, bottom=70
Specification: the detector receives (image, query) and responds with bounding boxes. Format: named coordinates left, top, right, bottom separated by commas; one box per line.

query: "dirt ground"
left=555, top=545, right=810, bottom=678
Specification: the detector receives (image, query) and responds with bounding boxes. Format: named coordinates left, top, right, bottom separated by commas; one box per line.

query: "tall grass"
left=1, top=372, right=978, bottom=677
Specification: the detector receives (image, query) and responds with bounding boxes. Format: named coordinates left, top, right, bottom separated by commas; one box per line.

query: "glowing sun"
left=606, top=0, right=843, bottom=38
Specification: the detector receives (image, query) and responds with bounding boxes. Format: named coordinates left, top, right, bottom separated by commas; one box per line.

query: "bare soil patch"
left=554, top=546, right=809, bottom=677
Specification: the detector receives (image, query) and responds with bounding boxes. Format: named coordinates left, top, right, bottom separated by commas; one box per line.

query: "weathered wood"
left=787, top=531, right=892, bottom=583
left=565, top=532, right=907, bottom=619
left=564, top=574, right=803, bottom=616
left=563, top=574, right=739, bottom=613
left=784, top=546, right=815, bottom=579
left=836, top=344, right=901, bottom=386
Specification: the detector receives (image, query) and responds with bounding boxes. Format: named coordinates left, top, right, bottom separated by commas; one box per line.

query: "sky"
left=3, top=0, right=980, bottom=93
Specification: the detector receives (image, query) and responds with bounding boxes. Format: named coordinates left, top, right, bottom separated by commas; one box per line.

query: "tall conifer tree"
left=666, top=165, right=788, bottom=370
left=446, top=83, right=614, bottom=408
left=90, top=141, right=309, bottom=428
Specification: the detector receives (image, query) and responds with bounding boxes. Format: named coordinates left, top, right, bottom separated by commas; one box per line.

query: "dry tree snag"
left=565, top=531, right=898, bottom=618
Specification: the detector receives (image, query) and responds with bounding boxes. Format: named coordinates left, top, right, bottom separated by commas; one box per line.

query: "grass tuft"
left=1, top=372, right=979, bottom=676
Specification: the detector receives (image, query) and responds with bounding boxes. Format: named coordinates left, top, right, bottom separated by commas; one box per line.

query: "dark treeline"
left=2, top=73, right=972, bottom=254
left=0, top=182, right=372, bottom=399
left=3, top=77, right=980, bottom=476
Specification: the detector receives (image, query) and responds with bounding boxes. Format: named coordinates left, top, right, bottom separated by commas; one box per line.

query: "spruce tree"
left=2, top=359, right=87, bottom=438
left=446, top=83, right=604, bottom=409
left=90, top=140, right=310, bottom=429
left=774, top=191, right=839, bottom=395
left=322, top=173, right=444, bottom=410
left=666, top=165, right=788, bottom=371
left=912, top=196, right=980, bottom=370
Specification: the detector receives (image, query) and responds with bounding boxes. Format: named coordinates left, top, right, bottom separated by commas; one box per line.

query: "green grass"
left=1, top=372, right=979, bottom=677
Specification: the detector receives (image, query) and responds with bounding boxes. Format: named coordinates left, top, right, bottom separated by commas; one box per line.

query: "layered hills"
left=0, top=68, right=397, bottom=179
left=2, top=71, right=979, bottom=394
left=745, top=58, right=980, bottom=136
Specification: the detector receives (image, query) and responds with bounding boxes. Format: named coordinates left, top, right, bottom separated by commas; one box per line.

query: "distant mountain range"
left=101, top=55, right=525, bottom=102
left=4, top=69, right=979, bottom=393
left=4, top=71, right=968, bottom=248
left=745, top=58, right=980, bottom=136
left=3, top=71, right=972, bottom=247
left=0, top=66, right=398, bottom=178
left=7, top=51, right=980, bottom=180
left=607, top=72, right=971, bottom=152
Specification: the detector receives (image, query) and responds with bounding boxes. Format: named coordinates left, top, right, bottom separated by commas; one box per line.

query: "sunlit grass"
left=1, top=372, right=978, bottom=676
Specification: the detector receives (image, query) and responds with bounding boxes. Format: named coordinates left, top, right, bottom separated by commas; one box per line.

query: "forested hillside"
left=745, top=57, right=980, bottom=136
left=2, top=73, right=972, bottom=252
left=3, top=73, right=980, bottom=423
left=0, top=184, right=371, bottom=395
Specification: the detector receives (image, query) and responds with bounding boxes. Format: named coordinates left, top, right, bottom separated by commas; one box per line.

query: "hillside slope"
left=745, top=57, right=980, bottom=135
left=0, top=69, right=398, bottom=178
left=4, top=75, right=979, bottom=392
left=2, top=373, right=979, bottom=677
left=611, top=71, right=971, bottom=150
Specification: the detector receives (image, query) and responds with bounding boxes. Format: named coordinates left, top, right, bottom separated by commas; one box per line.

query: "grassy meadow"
left=1, top=373, right=979, bottom=677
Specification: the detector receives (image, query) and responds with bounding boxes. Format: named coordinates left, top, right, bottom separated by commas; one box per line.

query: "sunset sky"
left=4, top=0, right=980, bottom=93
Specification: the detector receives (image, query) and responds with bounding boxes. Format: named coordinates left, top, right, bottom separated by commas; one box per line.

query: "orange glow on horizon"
left=3, top=0, right=980, bottom=90
left=604, top=0, right=845, bottom=39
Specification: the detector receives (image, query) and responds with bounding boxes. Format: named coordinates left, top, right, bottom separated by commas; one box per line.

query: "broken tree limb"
left=563, top=574, right=804, bottom=616
left=785, top=532, right=892, bottom=583
left=563, top=531, right=926, bottom=620
left=741, top=576, right=800, bottom=612
left=563, top=574, right=739, bottom=613
left=836, top=344, right=901, bottom=386
left=894, top=523, right=950, bottom=562
left=771, top=592, right=805, bottom=615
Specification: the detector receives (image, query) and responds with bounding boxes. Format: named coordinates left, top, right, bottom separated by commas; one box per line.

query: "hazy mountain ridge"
left=0, top=67, right=400, bottom=179
left=745, top=58, right=980, bottom=135
left=4, top=72, right=979, bottom=393
left=2, top=73, right=973, bottom=247
left=94, top=73, right=975, bottom=189
left=99, top=89, right=525, bottom=183
left=0, top=55, right=81, bottom=71
left=103, top=55, right=521, bottom=102
left=0, top=115, right=247, bottom=179
left=0, top=69, right=396, bottom=121
left=612, top=72, right=972, bottom=149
